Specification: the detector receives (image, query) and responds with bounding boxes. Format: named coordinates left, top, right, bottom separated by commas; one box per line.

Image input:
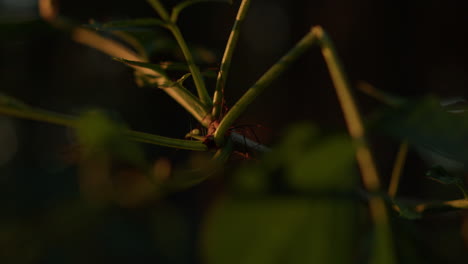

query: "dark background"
left=1, top=0, right=468, bottom=263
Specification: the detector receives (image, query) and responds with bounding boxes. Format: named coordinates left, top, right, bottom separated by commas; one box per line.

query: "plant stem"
left=212, top=0, right=251, bottom=119
left=40, top=0, right=212, bottom=126
left=148, top=0, right=212, bottom=106
left=214, top=30, right=319, bottom=145
left=0, top=105, right=75, bottom=127
left=147, top=0, right=170, bottom=20
left=388, top=141, right=408, bottom=198
left=455, top=182, right=468, bottom=199
left=415, top=198, right=468, bottom=213
left=169, top=24, right=212, bottom=105
left=311, top=26, right=395, bottom=264
left=0, top=105, right=208, bottom=151
left=71, top=28, right=212, bottom=126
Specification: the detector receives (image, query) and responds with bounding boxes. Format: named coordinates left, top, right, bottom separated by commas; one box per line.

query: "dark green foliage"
left=377, top=96, right=468, bottom=165
left=76, top=110, right=148, bottom=170
left=426, top=165, right=462, bottom=185
left=204, top=124, right=358, bottom=264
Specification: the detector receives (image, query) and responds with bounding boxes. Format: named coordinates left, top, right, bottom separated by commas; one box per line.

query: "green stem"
left=455, top=182, right=468, bottom=200
left=0, top=105, right=207, bottom=151
left=212, top=0, right=251, bottom=119
left=147, top=0, right=170, bottom=20
left=40, top=3, right=211, bottom=128
left=214, top=29, right=319, bottom=145
left=0, top=105, right=75, bottom=127
left=415, top=198, right=468, bottom=213
left=311, top=26, right=395, bottom=264
left=148, top=0, right=212, bottom=106
left=169, top=24, right=212, bottom=105
left=388, top=141, right=409, bottom=198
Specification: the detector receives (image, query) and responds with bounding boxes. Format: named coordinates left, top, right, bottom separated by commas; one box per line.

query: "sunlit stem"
left=415, top=198, right=468, bottom=213
left=311, top=26, right=395, bottom=264
left=215, top=25, right=395, bottom=263
left=39, top=0, right=212, bottom=127
left=388, top=141, right=409, bottom=198
left=0, top=105, right=208, bottom=151
left=71, top=28, right=212, bottom=126
left=212, top=0, right=251, bottom=119
left=148, top=0, right=212, bottom=106
left=455, top=182, right=468, bottom=199
left=147, top=0, right=170, bottom=20
left=214, top=29, right=319, bottom=145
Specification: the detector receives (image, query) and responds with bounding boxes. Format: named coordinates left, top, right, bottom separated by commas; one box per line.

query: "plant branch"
left=214, top=29, right=319, bottom=145
left=415, top=198, right=468, bottom=213
left=311, top=26, right=395, bottom=264
left=388, top=141, right=408, bottom=198
left=147, top=0, right=171, bottom=20
left=148, top=0, right=212, bottom=106
left=212, top=0, right=251, bottom=119
left=229, top=131, right=271, bottom=156
left=0, top=104, right=207, bottom=151
left=38, top=0, right=212, bottom=127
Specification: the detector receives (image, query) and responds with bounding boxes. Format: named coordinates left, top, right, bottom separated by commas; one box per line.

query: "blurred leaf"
left=176, top=72, right=192, bottom=85
left=161, top=61, right=218, bottom=78
left=203, top=197, right=356, bottom=264
left=376, top=96, right=468, bottom=165
left=113, top=57, right=168, bottom=75
left=287, top=135, right=355, bottom=191
left=160, top=61, right=190, bottom=71
left=426, top=165, right=462, bottom=185
left=393, top=200, right=421, bottom=220
left=86, top=18, right=168, bottom=31
left=76, top=110, right=147, bottom=169
left=233, top=165, right=269, bottom=193
left=415, top=199, right=468, bottom=214
left=249, top=123, right=356, bottom=192
left=268, top=123, right=319, bottom=168
left=171, top=0, right=233, bottom=22
left=0, top=93, right=30, bottom=109
left=204, top=123, right=358, bottom=264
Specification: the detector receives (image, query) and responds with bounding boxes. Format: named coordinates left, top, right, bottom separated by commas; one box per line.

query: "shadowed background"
left=1, top=0, right=468, bottom=263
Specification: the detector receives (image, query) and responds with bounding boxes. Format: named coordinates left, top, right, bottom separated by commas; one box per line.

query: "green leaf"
left=176, top=72, right=192, bottom=85
left=203, top=197, right=357, bottom=264
left=113, top=58, right=167, bottom=75
left=86, top=18, right=168, bottom=31
left=207, top=123, right=358, bottom=264
left=0, top=93, right=30, bottom=109
left=114, top=58, right=175, bottom=88
left=171, top=0, right=233, bottom=22
left=426, top=165, right=462, bottom=185
left=286, top=135, right=355, bottom=191
left=260, top=123, right=356, bottom=191
left=376, top=96, right=468, bottom=165
left=160, top=61, right=190, bottom=71
left=269, top=123, right=319, bottom=168
left=160, top=62, right=218, bottom=77
left=415, top=199, right=468, bottom=214
left=76, top=110, right=147, bottom=169
left=392, top=200, right=421, bottom=220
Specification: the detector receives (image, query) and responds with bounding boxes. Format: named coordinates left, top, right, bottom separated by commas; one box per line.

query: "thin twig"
left=311, top=26, right=395, bottom=264
left=388, top=141, right=409, bottom=198
left=214, top=30, right=319, bottom=145
left=212, top=0, right=251, bottom=119
left=148, top=0, right=212, bottom=106
left=39, top=0, right=212, bottom=127
left=0, top=104, right=208, bottom=151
